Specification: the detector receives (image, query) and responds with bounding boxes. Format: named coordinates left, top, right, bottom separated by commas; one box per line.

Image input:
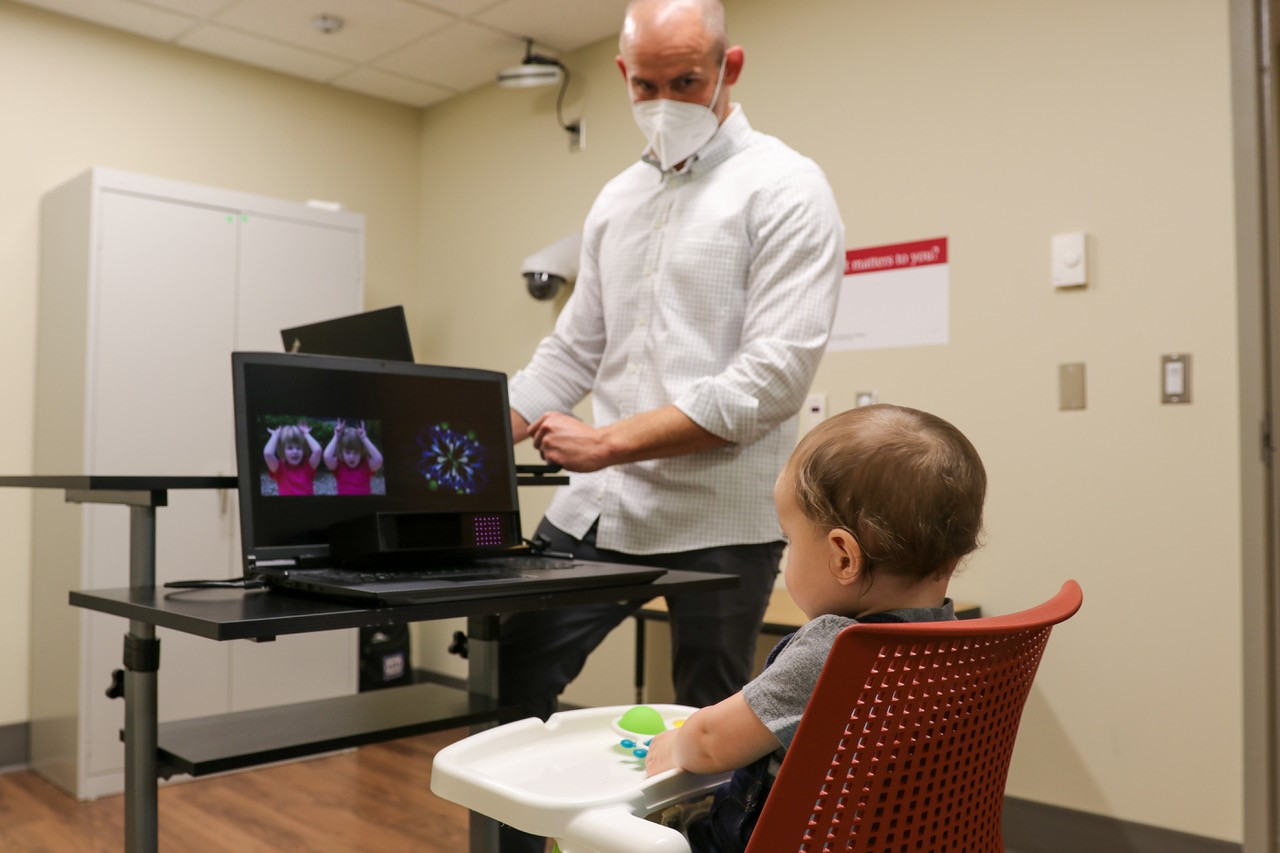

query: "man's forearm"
left=598, top=405, right=728, bottom=466
left=519, top=405, right=729, bottom=472
left=510, top=409, right=531, bottom=443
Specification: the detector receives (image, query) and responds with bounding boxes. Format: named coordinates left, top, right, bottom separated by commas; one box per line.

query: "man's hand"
left=518, top=406, right=728, bottom=471
left=528, top=412, right=613, bottom=472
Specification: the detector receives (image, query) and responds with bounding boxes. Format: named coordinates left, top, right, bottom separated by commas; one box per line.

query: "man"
left=502, top=0, right=843, bottom=838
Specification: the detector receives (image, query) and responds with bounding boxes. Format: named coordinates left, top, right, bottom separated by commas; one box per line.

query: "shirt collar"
left=640, top=104, right=752, bottom=177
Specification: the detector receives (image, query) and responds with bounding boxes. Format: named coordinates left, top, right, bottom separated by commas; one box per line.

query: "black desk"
left=5, top=476, right=731, bottom=853
left=74, top=576, right=731, bottom=853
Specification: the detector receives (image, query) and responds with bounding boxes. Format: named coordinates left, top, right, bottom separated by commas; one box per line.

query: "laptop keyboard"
left=475, top=556, right=577, bottom=571
left=296, top=556, right=576, bottom=584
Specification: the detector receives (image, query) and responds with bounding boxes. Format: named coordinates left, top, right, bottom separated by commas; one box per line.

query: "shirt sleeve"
left=673, top=162, right=845, bottom=445
left=742, top=615, right=852, bottom=747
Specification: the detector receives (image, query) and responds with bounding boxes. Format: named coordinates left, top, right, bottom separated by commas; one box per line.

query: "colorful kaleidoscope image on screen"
left=417, top=423, right=489, bottom=494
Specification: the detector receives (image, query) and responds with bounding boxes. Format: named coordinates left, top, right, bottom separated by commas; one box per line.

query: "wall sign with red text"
left=829, top=237, right=949, bottom=352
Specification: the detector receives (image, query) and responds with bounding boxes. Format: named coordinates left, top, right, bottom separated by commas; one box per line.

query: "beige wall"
left=0, top=3, right=419, bottom=724
left=0, top=0, right=1263, bottom=846
left=409, top=0, right=1256, bottom=844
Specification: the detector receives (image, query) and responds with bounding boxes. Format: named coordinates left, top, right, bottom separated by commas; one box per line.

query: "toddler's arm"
left=263, top=427, right=280, bottom=472
left=322, top=420, right=344, bottom=471
left=644, top=693, right=778, bottom=777
left=358, top=422, right=384, bottom=472
left=299, top=423, right=323, bottom=469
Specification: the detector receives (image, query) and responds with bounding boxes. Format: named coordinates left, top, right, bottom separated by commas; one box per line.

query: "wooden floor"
left=0, top=728, right=510, bottom=852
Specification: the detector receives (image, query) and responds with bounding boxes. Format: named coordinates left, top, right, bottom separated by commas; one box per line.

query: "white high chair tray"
left=431, top=704, right=731, bottom=847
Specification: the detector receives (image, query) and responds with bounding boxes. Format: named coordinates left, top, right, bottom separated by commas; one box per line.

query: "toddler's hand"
left=644, top=729, right=678, bottom=777
left=298, top=422, right=311, bottom=434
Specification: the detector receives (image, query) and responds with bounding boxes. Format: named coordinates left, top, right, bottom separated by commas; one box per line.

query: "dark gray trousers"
left=496, top=518, right=783, bottom=852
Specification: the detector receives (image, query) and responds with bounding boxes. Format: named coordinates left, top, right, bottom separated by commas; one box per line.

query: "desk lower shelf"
left=144, top=682, right=515, bottom=778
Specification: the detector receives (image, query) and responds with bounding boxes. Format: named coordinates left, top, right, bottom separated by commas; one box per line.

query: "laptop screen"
left=232, top=351, right=521, bottom=567
left=281, top=305, right=415, bottom=363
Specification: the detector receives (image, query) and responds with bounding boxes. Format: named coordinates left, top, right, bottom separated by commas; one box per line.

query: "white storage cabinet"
left=29, top=167, right=364, bottom=799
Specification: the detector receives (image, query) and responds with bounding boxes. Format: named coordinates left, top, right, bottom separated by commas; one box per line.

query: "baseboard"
left=413, top=668, right=465, bottom=691
left=0, top=721, right=29, bottom=772
left=1003, top=797, right=1240, bottom=853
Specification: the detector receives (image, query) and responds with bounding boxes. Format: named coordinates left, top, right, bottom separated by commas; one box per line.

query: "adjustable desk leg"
left=67, top=489, right=165, bottom=853
left=466, top=614, right=501, bottom=853
left=124, top=504, right=159, bottom=853
left=634, top=616, right=646, bottom=705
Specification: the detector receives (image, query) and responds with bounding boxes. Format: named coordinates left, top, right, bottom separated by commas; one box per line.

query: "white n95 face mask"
left=631, top=55, right=727, bottom=171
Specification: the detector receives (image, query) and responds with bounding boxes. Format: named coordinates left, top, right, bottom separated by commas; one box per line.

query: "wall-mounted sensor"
left=521, top=233, right=581, bottom=301
left=1051, top=232, right=1088, bottom=288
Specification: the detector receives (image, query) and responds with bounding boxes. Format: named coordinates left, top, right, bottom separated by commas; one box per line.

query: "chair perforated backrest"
left=744, top=581, right=1082, bottom=853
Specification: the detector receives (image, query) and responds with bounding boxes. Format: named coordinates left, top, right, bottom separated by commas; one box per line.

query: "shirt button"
left=628, top=365, right=639, bottom=375
left=637, top=318, right=647, bottom=327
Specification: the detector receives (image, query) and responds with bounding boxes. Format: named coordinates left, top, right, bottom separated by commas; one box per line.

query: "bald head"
left=621, top=0, right=726, bottom=60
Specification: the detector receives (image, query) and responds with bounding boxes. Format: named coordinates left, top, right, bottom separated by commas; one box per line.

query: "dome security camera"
left=520, top=233, right=581, bottom=301
left=524, top=271, right=567, bottom=301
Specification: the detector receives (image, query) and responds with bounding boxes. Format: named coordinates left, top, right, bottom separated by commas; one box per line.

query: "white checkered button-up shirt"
left=509, top=106, right=844, bottom=555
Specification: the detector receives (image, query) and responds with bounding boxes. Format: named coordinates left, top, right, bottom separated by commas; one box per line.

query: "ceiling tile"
left=473, top=0, right=627, bottom=53
left=11, top=0, right=198, bottom=41
left=142, top=0, right=240, bottom=18
left=331, top=67, right=455, bottom=108
left=179, top=22, right=355, bottom=81
left=212, top=0, right=454, bottom=63
left=374, top=20, right=526, bottom=92
left=412, top=0, right=507, bottom=19
left=17, top=0, right=628, bottom=111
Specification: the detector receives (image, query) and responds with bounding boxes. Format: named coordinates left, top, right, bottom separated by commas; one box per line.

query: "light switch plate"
left=1161, top=354, right=1191, bottom=404
left=1059, top=363, right=1086, bottom=410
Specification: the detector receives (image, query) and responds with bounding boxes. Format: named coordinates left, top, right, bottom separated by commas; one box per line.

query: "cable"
left=163, top=577, right=267, bottom=590
left=555, top=65, right=576, bottom=133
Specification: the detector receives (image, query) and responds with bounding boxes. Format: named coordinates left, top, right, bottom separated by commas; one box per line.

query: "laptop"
left=231, top=351, right=665, bottom=605
left=281, top=305, right=415, bottom=363
left=280, top=307, right=560, bottom=481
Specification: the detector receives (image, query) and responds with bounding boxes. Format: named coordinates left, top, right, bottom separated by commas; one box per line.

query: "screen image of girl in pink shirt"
left=263, top=422, right=322, bottom=496
left=323, top=419, right=385, bottom=495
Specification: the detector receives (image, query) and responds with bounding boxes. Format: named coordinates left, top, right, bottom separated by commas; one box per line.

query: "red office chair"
left=431, top=582, right=1082, bottom=853
left=741, top=580, right=1083, bottom=853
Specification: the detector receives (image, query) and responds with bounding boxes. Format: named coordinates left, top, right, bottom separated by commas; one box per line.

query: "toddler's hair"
left=786, top=404, right=986, bottom=581
left=276, top=425, right=305, bottom=453
left=338, top=428, right=365, bottom=457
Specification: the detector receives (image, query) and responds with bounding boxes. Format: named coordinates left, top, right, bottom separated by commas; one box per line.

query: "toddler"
left=323, top=419, right=384, bottom=495
left=643, top=403, right=987, bottom=852
left=263, top=423, right=322, bottom=496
